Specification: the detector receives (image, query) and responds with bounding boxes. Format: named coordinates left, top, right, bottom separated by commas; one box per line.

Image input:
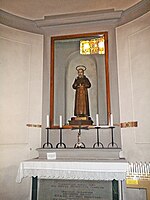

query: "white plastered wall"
left=116, top=12, right=150, bottom=161
left=0, top=24, right=43, bottom=200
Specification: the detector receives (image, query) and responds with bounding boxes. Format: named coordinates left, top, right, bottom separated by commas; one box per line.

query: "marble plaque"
left=38, top=179, right=112, bottom=200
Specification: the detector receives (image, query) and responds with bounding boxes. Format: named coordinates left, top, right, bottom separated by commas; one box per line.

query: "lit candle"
left=46, top=115, right=50, bottom=127
left=59, top=115, right=62, bottom=128
left=110, top=113, right=113, bottom=126
left=96, top=114, right=99, bottom=126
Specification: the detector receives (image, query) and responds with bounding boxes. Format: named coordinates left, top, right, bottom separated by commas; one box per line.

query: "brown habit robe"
left=72, top=75, right=91, bottom=117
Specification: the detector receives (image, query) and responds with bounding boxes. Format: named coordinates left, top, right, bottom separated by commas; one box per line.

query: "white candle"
left=139, top=162, right=142, bottom=174
left=140, top=162, right=143, bottom=174
left=138, top=163, right=140, bottom=174
left=146, top=163, right=149, bottom=175
left=110, top=113, right=113, bottom=126
left=59, top=115, right=62, bottom=128
left=135, top=162, right=138, bottom=174
left=133, top=163, right=136, bottom=174
left=142, top=164, right=145, bottom=175
left=46, top=115, right=50, bottom=127
left=96, top=114, right=99, bottom=126
left=131, top=162, right=133, bottom=176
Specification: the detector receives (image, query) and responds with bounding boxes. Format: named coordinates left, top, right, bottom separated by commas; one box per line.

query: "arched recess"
left=65, top=51, right=98, bottom=123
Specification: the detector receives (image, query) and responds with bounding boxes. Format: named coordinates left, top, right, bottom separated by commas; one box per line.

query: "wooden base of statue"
left=69, top=116, right=93, bottom=125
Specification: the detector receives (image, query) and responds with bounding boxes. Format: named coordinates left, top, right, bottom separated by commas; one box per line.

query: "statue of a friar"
left=69, top=65, right=93, bottom=125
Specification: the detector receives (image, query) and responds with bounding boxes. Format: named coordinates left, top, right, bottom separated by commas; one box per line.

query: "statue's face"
left=78, top=69, right=84, bottom=78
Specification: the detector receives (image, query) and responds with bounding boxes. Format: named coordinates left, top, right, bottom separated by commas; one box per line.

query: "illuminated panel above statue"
left=80, top=36, right=105, bottom=55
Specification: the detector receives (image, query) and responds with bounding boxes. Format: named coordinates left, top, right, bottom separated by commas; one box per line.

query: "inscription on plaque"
left=38, top=179, right=112, bottom=200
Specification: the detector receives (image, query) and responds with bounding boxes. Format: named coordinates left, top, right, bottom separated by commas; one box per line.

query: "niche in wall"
left=50, top=32, right=110, bottom=128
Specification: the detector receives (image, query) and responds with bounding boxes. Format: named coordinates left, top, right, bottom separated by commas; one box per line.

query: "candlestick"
left=96, top=114, right=99, bottom=126
left=46, top=115, right=50, bottom=127
left=59, top=115, right=62, bottom=128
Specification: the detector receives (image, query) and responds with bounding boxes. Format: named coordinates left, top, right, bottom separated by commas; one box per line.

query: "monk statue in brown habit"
left=69, top=65, right=93, bottom=125
left=72, top=65, right=91, bottom=117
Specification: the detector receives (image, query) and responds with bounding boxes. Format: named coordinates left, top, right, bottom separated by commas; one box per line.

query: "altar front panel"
left=38, top=179, right=116, bottom=200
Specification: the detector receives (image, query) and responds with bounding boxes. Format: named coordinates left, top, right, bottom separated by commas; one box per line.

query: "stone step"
left=37, top=148, right=122, bottom=160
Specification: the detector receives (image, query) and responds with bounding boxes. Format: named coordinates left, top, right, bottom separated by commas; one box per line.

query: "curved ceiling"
left=1, top=0, right=141, bottom=20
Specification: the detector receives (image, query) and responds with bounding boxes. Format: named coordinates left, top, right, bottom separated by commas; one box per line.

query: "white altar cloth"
left=16, top=158, right=128, bottom=183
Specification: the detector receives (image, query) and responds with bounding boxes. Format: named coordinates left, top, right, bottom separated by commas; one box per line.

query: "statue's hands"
left=78, top=83, right=85, bottom=87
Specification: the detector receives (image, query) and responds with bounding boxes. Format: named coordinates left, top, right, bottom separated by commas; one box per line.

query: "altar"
left=16, top=30, right=129, bottom=200
left=16, top=156, right=128, bottom=200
